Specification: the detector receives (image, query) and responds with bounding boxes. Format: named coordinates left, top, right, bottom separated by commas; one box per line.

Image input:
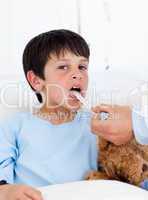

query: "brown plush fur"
left=86, top=137, right=148, bottom=186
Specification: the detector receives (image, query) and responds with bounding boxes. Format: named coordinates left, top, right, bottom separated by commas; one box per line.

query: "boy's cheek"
left=84, top=76, right=88, bottom=90
left=43, top=87, right=65, bottom=107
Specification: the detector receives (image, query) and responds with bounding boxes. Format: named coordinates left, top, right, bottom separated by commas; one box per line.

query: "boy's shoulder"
left=0, top=112, right=31, bottom=131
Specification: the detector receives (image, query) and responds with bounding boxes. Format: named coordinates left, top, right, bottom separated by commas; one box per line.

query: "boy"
left=0, top=30, right=98, bottom=200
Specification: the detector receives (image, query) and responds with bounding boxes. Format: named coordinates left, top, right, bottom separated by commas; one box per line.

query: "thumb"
left=92, top=104, right=113, bottom=114
left=91, top=106, right=100, bottom=113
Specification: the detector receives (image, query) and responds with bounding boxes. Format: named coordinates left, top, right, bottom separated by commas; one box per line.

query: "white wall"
left=0, top=0, right=148, bottom=110
left=80, top=0, right=148, bottom=104
left=0, top=0, right=78, bottom=78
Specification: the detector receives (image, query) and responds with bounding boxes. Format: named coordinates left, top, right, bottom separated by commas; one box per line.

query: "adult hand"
left=91, top=105, right=134, bottom=145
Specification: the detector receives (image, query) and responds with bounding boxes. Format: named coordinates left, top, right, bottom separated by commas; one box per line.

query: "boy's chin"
left=64, top=100, right=82, bottom=111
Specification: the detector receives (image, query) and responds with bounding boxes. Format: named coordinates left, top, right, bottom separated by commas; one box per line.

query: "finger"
left=99, top=104, right=114, bottom=113
left=21, top=194, right=32, bottom=200
left=98, top=132, right=114, bottom=142
left=91, top=117, right=111, bottom=134
left=24, top=188, right=43, bottom=200
left=93, top=128, right=113, bottom=142
left=92, top=104, right=113, bottom=114
left=92, top=119, right=122, bottom=144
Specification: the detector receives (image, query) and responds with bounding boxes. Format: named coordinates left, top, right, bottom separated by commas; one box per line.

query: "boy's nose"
left=72, top=72, right=82, bottom=80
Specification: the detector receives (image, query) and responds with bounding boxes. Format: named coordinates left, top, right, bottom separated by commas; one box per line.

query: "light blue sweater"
left=0, top=109, right=148, bottom=188
left=0, top=111, right=98, bottom=187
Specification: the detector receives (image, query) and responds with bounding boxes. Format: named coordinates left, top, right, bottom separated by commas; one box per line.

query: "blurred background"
left=0, top=0, right=148, bottom=116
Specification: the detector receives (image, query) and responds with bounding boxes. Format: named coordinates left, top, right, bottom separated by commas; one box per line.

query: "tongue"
left=69, top=90, right=80, bottom=98
left=72, top=91, right=85, bottom=103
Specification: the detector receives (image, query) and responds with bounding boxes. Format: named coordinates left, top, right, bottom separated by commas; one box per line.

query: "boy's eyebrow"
left=80, top=58, right=89, bottom=62
left=57, top=58, right=89, bottom=62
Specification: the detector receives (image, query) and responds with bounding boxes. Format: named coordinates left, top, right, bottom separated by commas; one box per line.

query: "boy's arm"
left=0, top=117, right=43, bottom=200
left=0, top=125, right=18, bottom=184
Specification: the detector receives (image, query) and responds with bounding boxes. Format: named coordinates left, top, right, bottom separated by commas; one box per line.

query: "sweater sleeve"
left=0, top=114, right=20, bottom=183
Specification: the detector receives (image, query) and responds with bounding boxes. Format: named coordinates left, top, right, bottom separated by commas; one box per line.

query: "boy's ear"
left=26, top=70, right=45, bottom=92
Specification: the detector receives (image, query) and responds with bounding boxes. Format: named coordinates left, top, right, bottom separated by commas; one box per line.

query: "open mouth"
left=69, top=87, right=82, bottom=99
left=70, top=87, right=81, bottom=93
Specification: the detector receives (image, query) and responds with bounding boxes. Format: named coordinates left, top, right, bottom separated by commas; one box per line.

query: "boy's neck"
left=37, top=106, right=77, bottom=125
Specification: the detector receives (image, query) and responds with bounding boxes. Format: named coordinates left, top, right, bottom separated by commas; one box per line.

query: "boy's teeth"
left=70, top=87, right=81, bottom=92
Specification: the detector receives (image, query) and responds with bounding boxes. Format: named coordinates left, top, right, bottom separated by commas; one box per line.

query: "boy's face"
left=42, top=51, right=89, bottom=110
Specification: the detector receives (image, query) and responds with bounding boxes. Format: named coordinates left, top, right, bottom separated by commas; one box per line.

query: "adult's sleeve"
left=132, top=109, right=148, bottom=145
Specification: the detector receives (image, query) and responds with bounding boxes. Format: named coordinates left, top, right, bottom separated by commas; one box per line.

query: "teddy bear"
left=86, top=136, right=148, bottom=187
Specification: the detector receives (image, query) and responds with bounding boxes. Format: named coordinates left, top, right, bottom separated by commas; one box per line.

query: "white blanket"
left=39, top=180, right=148, bottom=200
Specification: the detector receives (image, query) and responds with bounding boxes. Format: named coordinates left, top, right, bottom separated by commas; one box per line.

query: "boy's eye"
left=79, top=65, right=88, bottom=71
left=58, top=65, right=68, bottom=70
